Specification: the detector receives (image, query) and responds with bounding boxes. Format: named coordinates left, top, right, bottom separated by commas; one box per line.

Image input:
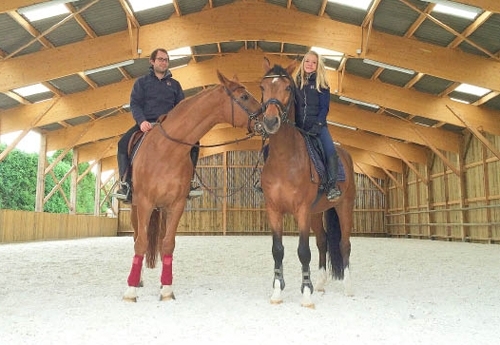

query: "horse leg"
left=297, top=211, right=314, bottom=308
left=159, top=203, right=185, bottom=301
left=129, top=205, right=144, bottom=287
left=123, top=204, right=153, bottom=302
left=311, top=213, right=327, bottom=292
left=268, top=210, right=285, bottom=304
left=336, top=203, right=354, bottom=296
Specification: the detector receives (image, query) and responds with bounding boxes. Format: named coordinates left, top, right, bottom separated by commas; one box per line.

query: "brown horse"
left=259, top=58, right=356, bottom=307
left=122, top=71, right=262, bottom=302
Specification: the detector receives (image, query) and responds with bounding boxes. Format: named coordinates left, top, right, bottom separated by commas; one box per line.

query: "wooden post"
left=70, top=149, right=78, bottom=215
left=35, top=134, right=47, bottom=213
left=94, top=160, right=102, bottom=216
left=222, top=151, right=227, bottom=235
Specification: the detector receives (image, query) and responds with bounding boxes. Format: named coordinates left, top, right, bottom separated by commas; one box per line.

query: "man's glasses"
left=156, top=57, right=169, bottom=63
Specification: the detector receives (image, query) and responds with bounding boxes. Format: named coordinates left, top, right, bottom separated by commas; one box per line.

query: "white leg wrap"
left=160, top=285, right=175, bottom=301
left=301, top=286, right=314, bottom=308
left=123, top=286, right=138, bottom=302
left=270, top=279, right=283, bottom=304
left=315, top=268, right=328, bottom=292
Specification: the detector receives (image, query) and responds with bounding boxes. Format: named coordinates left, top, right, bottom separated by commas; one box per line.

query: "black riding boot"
left=113, top=153, right=132, bottom=203
left=188, top=144, right=203, bottom=199
left=325, top=150, right=342, bottom=202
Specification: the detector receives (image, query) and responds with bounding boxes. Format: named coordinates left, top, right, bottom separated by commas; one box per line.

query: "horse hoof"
left=270, top=299, right=283, bottom=305
left=160, top=285, right=175, bottom=301
left=301, top=302, right=315, bottom=309
left=301, top=286, right=314, bottom=308
left=160, top=293, right=175, bottom=301
left=123, top=286, right=137, bottom=302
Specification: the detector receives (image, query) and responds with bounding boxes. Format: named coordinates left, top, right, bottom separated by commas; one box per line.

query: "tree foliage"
left=0, top=144, right=106, bottom=213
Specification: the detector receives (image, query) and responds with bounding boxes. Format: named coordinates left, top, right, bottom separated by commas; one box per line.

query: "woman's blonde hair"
left=295, top=50, right=330, bottom=91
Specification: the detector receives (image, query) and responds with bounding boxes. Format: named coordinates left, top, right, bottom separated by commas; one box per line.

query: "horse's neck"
left=268, top=122, right=305, bottom=160
left=162, top=87, right=225, bottom=143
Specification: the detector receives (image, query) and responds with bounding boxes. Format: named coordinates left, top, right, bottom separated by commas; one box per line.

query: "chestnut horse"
left=122, top=71, right=262, bottom=302
left=259, top=58, right=356, bottom=307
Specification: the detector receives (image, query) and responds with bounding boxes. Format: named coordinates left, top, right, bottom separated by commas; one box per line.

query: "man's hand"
left=140, top=121, right=152, bottom=132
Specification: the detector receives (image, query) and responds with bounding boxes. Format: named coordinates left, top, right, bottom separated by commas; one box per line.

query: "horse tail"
left=145, top=208, right=161, bottom=269
left=325, top=207, right=344, bottom=280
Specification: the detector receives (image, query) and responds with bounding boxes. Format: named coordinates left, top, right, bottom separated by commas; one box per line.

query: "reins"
left=153, top=83, right=265, bottom=198
left=156, top=84, right=263, bottom=149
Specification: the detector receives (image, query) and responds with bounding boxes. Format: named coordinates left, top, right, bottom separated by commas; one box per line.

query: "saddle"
left=123, top=129, right=149, bottom=186
left=302, top=134, right=345, bottom=191
left=127, top=116, right=167, bottom=157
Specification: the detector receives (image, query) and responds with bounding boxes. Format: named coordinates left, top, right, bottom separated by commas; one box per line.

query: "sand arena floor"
left=1, top=235, right=499, bottom=345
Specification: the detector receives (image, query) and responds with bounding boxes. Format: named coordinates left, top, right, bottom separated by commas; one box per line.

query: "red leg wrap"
left=127, top=254, right=144, bottom=287
left=161, top=254, right=173, bottom=286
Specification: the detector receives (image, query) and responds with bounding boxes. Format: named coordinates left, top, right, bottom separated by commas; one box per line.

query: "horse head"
left=216, top=70, right=263, bottom=134
left=260, top=58, right=297, bottom=135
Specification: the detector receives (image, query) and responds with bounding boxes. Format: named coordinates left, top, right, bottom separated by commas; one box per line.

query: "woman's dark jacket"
left=295, top=72, right=330, bottom=135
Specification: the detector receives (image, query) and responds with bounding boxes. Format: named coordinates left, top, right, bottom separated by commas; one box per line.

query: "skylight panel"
left=311, top=47, right=343, bottom=62
left=168, top=46, right=192, bottom=61
left=18, top=0, right=72, bottom=21
left=454, top=83, right=490, bottom=97
left=327, top=0, right=373, bottom=11
left=449, top=97, right=470, bottom=104
left=13, top=84, right=50, bottom=97
left=128, top=0, right=173, bottom=12
left=419, top=0, right=481, bottom=20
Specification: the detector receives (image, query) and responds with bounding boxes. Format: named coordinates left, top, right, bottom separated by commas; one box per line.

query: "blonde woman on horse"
left=295, top=50, right=341, bottom=201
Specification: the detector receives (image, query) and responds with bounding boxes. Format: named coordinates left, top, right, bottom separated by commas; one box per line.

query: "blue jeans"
left=317, top=126, right=335, bottom=158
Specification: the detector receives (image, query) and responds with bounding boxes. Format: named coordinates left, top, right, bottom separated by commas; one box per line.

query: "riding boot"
left=113, top=153, right=132, bottom=203
left=188, top=144, right=203, bottom=199
left=325, top=151, right=342, bottom=202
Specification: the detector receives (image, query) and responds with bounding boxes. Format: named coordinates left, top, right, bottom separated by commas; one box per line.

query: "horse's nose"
left=262, top=114, right=280, bottom=134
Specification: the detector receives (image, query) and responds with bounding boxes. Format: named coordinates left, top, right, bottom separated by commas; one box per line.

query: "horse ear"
left=232, top=74, right=239, bottom=82
left=217, top=70, right=228, bottom=85
left=263, top=57, right=271, bottom=72
left=286, top=59, right=298, bottom=76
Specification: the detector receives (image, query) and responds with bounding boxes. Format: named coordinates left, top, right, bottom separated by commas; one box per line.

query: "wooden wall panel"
left=0, top=210, right=117, bottom=243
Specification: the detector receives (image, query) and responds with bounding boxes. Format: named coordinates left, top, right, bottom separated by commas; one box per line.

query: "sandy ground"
left=1, top=235, right=499, bottom=345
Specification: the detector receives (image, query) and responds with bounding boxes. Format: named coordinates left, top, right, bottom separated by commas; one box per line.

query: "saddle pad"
left=303, top=134, right=345, bottom=184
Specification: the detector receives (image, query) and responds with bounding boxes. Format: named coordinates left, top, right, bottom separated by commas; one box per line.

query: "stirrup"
left=326, top=187, right=341, bottom=202
left=188, top=180, right=203, bottom=199
left=113, top=182, right=131, bottom=203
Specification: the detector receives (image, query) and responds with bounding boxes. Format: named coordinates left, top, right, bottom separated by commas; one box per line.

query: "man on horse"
left=113, top=48, right=203, bottom=203
left=294, top=50, right=341, bottom=201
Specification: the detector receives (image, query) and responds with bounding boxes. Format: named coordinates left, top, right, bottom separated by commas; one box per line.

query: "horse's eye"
left=286, top=85, right=291, bottom=91
left=241, top=94, right=249, bottom=101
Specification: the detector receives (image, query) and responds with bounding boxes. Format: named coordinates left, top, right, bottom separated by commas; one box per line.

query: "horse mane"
left=158, top=84, right=220, bottom=124
left=265, top=64, right=292, bottom=79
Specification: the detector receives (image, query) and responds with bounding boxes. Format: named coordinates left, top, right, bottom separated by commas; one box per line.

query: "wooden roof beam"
left=2, top=2, right=500, bottom=91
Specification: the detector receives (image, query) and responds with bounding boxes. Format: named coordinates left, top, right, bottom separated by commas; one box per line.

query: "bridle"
left=261, top=72, right=296, bottom=125
left=157, top=83, right=264, bottom=148
left=223, top=84, right=263, bottom=134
